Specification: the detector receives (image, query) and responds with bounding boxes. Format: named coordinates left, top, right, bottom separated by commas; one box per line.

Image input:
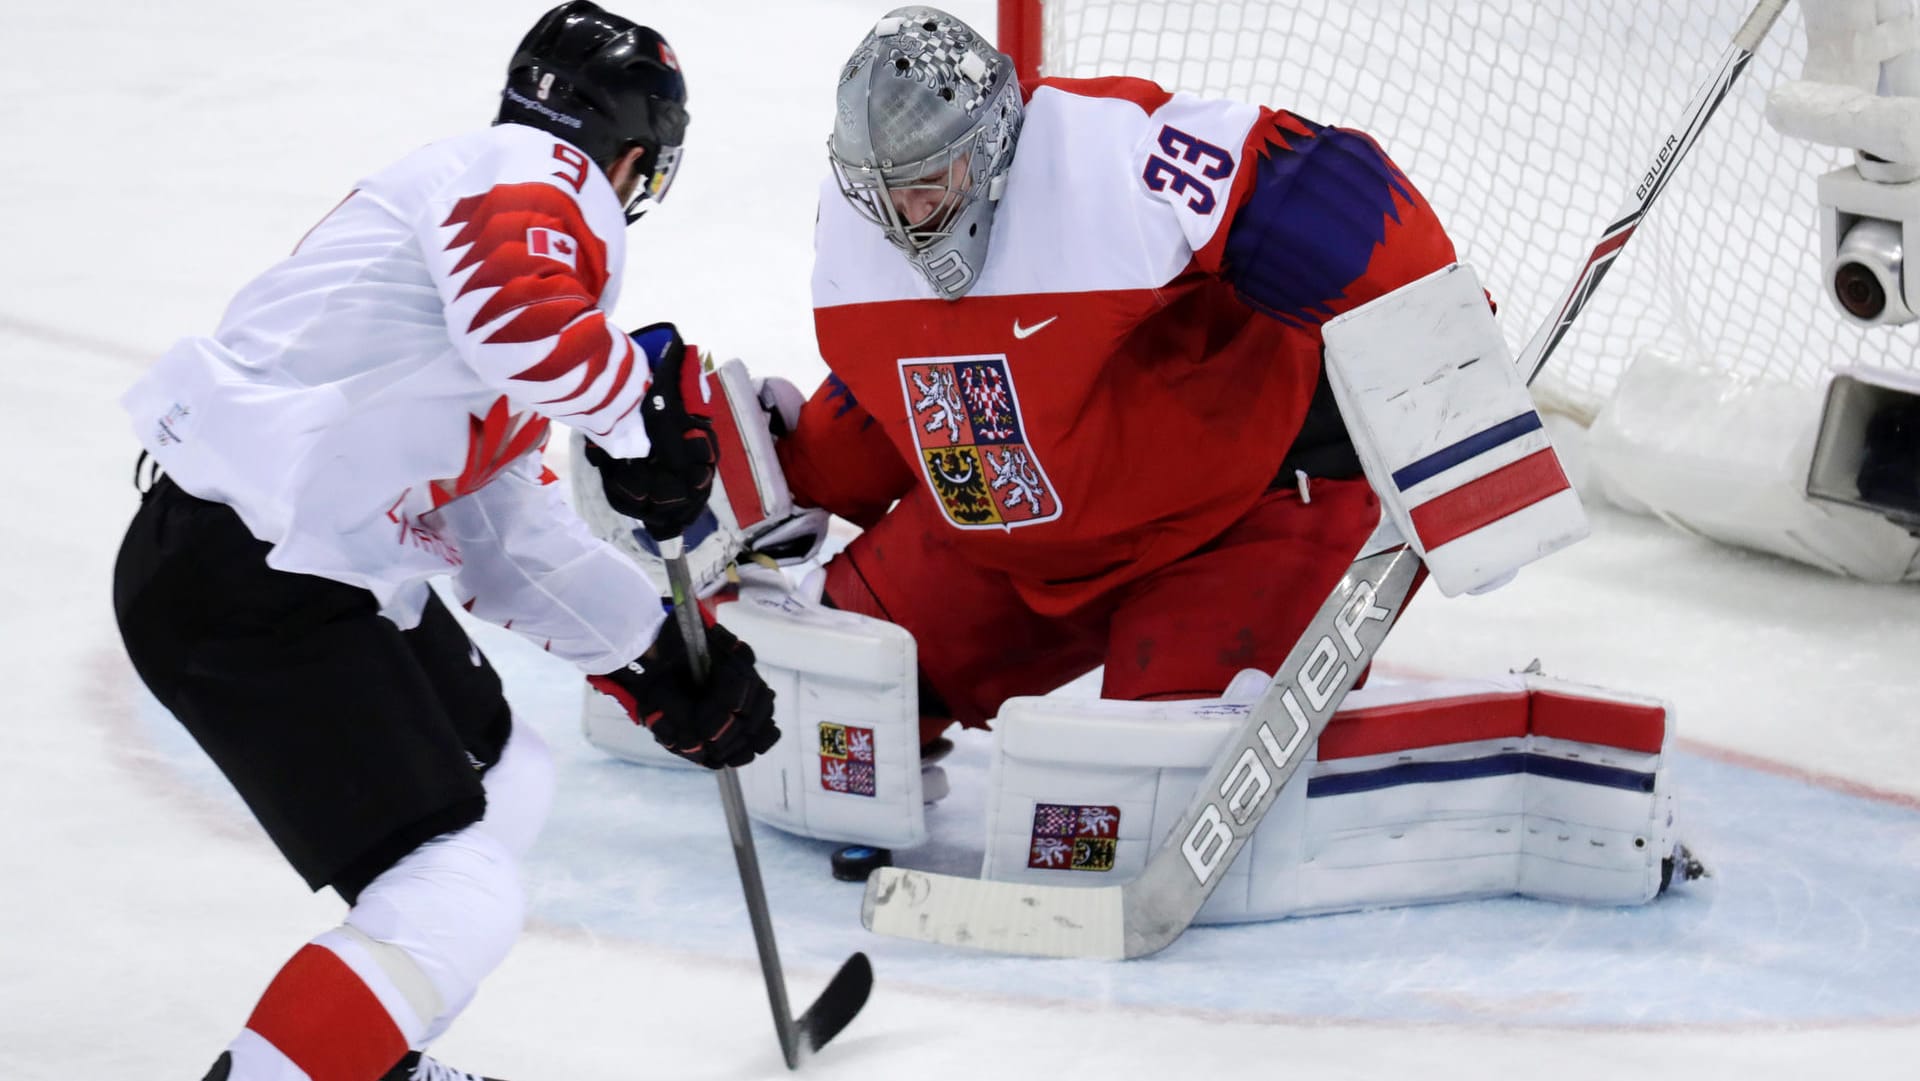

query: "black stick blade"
left=794, top=952, right=873, bottom=1060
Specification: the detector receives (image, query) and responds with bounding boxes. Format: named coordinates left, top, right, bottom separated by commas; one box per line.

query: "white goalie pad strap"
left=566, top=358, right=829, bottom=599
left=982, top=673, right=1675, bottom=923
left=1321, top=263, right=1590, bottom=596
left=717, top=583, right=927, bottom=848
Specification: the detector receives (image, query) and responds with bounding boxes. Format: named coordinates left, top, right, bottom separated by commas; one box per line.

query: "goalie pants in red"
left=824, top=476, right=1381, bottom=742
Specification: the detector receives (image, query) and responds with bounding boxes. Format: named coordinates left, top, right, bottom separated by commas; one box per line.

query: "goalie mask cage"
left=996, top=0, right=1920, bottom=425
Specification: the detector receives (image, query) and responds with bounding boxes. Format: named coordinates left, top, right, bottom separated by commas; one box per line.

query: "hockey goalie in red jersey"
left=787, top=7, right=1457, bottom=731
left=574, top=6, right=1699, bottom=924
left=113, top=5, right=779, bottom=1080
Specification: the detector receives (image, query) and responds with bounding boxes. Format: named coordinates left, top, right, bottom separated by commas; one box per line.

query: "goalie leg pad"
left=983, top=673, right=1676, bottom=922
left=716, top=582, right=929, bottom=848
left=1321, top=263, right=1589, bottom=596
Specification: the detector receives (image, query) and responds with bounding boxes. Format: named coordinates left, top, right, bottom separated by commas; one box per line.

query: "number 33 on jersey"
left=807, top=79, right=1454, bottom=605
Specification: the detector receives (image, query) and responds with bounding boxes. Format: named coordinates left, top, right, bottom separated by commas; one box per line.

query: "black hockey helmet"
left=497, top=1, right=689, bottom=220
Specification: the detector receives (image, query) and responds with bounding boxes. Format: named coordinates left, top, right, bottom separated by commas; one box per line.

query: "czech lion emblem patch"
left=899, top=355, right=1061, bottom=529
left=1028, top=802, right=1120, bottom=872
left=819, top=722, right=876, bottom=797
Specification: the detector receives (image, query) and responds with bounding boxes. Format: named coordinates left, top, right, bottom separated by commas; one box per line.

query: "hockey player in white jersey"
left=112, top=5, right=776, bottom=1079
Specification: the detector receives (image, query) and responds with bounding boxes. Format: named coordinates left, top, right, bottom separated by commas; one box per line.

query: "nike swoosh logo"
left=1012, top=315, right=1058, bottom=340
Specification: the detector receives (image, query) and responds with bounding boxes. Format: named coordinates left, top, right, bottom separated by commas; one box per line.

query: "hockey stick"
left=662, top=539, right=874, bottom=1066
left=863, top=530, right=1418, bottom=959
left=858, top=0, right=1789, bottom=960
left=1517, top=0, right=1789, bottom=384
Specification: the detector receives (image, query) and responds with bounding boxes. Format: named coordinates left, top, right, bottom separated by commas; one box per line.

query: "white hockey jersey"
left=122, top=123, right=664, bottom=672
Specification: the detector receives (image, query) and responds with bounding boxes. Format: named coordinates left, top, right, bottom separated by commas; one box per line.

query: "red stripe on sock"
left=245, top=944, right=407, bottom=1081
left=1532, top=690, right=1667, bottom=754
left=1408, top=448, right=1570, bottom=549
left=1318, top=692, right=1529, bottom=760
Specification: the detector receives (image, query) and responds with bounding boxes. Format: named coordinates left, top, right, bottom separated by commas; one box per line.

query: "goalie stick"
left=662, top=539, right=873, bottom=1066
left=863, top=528, right=1417, bottom=959
left=857, top=0, right=1790, bottom=960
left=1517, top=0, right=1789, bottom=385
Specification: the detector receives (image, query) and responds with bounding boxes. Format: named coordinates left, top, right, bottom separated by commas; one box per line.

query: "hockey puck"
left=831, top=844, right=893, bottom=882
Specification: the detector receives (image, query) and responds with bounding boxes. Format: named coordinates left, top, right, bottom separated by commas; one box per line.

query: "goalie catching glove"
left=583, top=322, right=717, bottom=541
left=587, top=616, right=780, bottom=769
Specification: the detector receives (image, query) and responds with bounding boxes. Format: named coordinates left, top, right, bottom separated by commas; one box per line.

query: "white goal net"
left=1026, top=0, right=1920, bottom=424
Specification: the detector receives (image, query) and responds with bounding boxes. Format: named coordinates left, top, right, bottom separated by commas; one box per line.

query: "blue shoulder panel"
left=1222, top=114, right=1416, bottom=328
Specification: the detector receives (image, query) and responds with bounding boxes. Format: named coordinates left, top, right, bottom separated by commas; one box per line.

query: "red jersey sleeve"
left=778, top=373, right=915, bottom=529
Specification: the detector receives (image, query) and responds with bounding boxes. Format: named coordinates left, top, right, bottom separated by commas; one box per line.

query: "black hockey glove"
left=583, top=322, right=718, bottom=540
left=586, top=618, right=779, bottom=769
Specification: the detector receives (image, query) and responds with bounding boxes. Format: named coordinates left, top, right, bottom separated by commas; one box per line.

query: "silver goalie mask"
left=829, top=6, right=1024, bottom=300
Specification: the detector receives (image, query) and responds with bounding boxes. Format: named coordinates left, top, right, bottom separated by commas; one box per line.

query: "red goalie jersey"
left=788, top=78, right=1458, bottom=618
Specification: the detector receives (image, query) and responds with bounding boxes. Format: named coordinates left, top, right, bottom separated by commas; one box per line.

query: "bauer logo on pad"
left=819, top=722, right=876, bottom=797
left=1028, top=803, right=1120, bottom=872
left=525, top=227, right=577, bottom=270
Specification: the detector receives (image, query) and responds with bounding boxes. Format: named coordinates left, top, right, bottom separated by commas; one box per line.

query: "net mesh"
left=1035, top=0, right=1920, bottom=422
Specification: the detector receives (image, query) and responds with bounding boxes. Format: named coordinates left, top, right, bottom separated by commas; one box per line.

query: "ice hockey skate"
left=197, top=1049, right=500, bottom=1081
left=919, top=734, right=955, bottom=804
left=1662, top=843, right=1711, bottom=893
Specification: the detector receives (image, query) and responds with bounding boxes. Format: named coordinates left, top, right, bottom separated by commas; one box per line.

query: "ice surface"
left=4, top=2, right=1918, bottom=1079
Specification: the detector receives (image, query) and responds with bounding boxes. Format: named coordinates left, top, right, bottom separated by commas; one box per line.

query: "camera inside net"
left=1820, top=162, right=1920, bottom=327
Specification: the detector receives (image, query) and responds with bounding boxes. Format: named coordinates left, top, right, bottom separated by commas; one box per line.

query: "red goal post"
left=998, top=0, right=1044, bottom=82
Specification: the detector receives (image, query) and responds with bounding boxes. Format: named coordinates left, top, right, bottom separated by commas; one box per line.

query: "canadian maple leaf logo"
left=525, top=227, right=578, bottom=270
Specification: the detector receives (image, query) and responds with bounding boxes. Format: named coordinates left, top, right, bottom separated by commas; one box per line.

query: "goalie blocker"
left=1323, top=262, right=1588, bottom=596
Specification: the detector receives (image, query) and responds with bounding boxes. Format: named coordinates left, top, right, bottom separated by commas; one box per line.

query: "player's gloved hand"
left=586, top=618, right=779, bottom=769
left=582, top=322, right=718, bottom=540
